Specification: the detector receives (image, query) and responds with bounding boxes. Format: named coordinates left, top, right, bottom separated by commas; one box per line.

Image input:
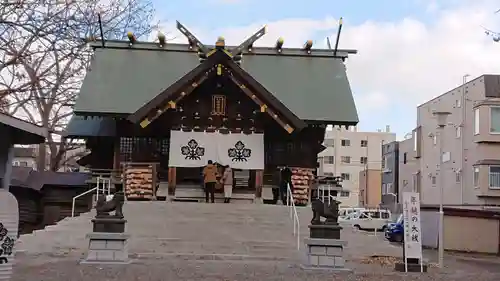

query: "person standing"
left=203, top=160, right=218, bottom=203
left=221, top=165, right=233, bottom=203
left=279, top=165, right=293, bottom=205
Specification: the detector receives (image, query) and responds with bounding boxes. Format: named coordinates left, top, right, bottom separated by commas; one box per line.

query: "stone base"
left=92, top=217, right=127, bottom=233
left=309, top=224, right=342, bottom=239
left=81, top=232, right=131, bottom=264
left=394, top=262, right=428, bottom=272
left=304, top=238, right=348, bottom=270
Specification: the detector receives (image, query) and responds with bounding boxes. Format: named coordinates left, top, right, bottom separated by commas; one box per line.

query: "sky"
left=149, top=0, right=500, bottom=139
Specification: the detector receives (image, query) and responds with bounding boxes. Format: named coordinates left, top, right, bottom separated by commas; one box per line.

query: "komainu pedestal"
left=82, top=191, right=131, bottom=264
left=303, top=199, right=349, bottom=271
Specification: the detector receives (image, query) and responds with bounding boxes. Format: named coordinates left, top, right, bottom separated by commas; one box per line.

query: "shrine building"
left=64, top=22, right=359, bottom=203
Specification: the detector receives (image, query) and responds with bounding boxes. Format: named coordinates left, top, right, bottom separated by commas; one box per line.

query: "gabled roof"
left=64, top=115, right=116, bottom=138
left=73, top=41, right=359, bottom=125
left=128, top=48, right=306, bottom=131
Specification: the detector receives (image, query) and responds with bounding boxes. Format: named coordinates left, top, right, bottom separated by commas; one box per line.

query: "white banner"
left=402, top=192, right=423, bottom=260
left=168, top=131, right=216, bottom=167
left=0, top=190, right=18, bottom=280
left=216, top=133, right=264, bottom=170
left=168, top=131, right=264, bottom=169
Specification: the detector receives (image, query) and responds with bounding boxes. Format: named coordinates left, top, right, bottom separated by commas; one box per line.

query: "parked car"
left=349, top=209, right=392, bottom=231
left=339, top=207, right=365, bottom=218
left=385, top=214, right=404, bottom=242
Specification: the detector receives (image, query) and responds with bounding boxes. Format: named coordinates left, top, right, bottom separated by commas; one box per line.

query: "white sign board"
left=402, top=192, right=423, bottom=260
left=0, top=190, right=19, bottom=280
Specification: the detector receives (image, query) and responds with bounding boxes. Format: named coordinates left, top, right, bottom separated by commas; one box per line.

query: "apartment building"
left=359, top=169, right=382, bottom=207
left=318, top=126, right=396, bottom=207
left=403, top=74, right=500, bottom=206
left=397, top=136, right=419, bottom=203
left=380, top=141, right=399, bottom=208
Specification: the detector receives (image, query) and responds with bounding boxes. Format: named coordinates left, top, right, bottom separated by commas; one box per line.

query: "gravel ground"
left=9, top=252, right=500, bottom=281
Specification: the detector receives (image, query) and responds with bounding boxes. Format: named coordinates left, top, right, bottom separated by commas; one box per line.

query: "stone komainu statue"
left=95, top=191, right=125, bottom=218
left=311, top=198, right=341, bottom=225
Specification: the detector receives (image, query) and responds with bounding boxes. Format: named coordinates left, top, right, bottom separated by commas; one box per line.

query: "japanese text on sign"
left=402, top=192, right=422, bottom=260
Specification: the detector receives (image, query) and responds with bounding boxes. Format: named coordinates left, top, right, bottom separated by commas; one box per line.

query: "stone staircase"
left=17, top=202, right=307, bottom=261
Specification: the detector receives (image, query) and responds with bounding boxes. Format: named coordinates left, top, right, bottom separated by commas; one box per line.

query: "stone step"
left=16, top=202, right=307, bottom=260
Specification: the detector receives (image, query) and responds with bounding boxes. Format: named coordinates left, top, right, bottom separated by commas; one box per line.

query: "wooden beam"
left=255, top=170, right=264, bottom=202
left=168, top=167, right=176, bottom=196
left=139, top=69, right=214, bottom=128
left=227, top=74, right=295, bottom=134
left=176, top=21, right=209, bottom=54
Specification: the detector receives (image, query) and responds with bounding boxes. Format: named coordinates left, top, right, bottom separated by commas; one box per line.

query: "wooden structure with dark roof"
left=65, top=21, right=359, bottom=200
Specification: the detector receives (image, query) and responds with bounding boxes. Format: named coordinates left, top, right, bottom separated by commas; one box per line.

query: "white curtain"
left=216, top=133, right=264, bottom=170
left=168, top=131, right=264, bottom=169
left=168, top=131, right=216, bottom=167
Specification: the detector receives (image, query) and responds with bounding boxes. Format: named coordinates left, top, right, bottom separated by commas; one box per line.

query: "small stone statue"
left=311, top=198, right=341, bottom=225
left=95, top=191, right=125, bottom=218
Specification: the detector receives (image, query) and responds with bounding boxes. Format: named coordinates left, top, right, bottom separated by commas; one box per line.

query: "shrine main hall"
left=65, top=22, right=358, bottom=202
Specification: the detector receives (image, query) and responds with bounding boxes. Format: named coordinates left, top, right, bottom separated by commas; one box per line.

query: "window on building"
left=431, top=176, right=436, bottom=185
left=403, top=153, right=407, bottom=164
left=489, top=166, right=500, bottom=189
left=341, top=173, right=350, bottom=181
left=360, top=140, right=368, bottom=147
left=341, top=139, right=351, bottom=146
left=456, top=126, right=461, bottom=138
left=324, top=138, right=335, bottom=147
left=360, top=157, right=368, bottom=165
left=381, top=156, right=386, bottom=169
left=386, top=183, right=393, bottom=194
left=473, top=167, right=479, bottom=188
left=381, top=183, right=387, bottom=194
left=491, top=107, right=500, bottom=133
left=455, top=172, right=461, bottom=183
left=456, top=99, right=461, bottom=108
left=474, top=108, right=480, bottom=135
left=341, top=156, right=351, bottom=164
left=324, top=156, right=335, bottom=164
left=340, top=191, right=350, bottom=197
left=433, top=135, right=437, bottom=145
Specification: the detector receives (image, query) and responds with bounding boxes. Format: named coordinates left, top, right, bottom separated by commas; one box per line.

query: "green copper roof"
left=74, top=48, right=199, bottom=114
left=64, top=115, right=116, bottom=137
left=73, top=43, right=358, bottom=123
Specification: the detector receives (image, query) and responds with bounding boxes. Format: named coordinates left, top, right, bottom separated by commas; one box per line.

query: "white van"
left=347, top=209, right=391, bottom=231
left=339, top=207, right=365, bottom=218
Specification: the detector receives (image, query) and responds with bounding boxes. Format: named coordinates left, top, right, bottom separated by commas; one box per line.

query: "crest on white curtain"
left=169, top=131, right=215, bottom=167
left=228, top=140, right=252, bottom=162
left=217, top=133, right=264, bottom=169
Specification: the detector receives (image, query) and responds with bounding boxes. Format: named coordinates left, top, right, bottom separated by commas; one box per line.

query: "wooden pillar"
left=0, top=132, right=13, bottom=191
left=255, top=170, right=263, bottom=203
left=168, top=167, right=177, bottom=196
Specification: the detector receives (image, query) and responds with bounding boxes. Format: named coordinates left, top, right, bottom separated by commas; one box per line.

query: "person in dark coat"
left=279, top=165, right=293, bottom=204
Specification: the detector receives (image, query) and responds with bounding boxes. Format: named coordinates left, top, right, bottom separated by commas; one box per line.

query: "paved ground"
left=9, top=202, right=500, bottom=280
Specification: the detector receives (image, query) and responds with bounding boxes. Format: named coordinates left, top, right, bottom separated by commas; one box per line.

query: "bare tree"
left=483, top=9, right=500, bottom=42
left=0, top=0, right=155, bottom=171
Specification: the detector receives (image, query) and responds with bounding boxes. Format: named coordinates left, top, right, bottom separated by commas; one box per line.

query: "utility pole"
left=433, top=111, right=450, bottom=269
left=460, top=74, right=469, bottom=205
